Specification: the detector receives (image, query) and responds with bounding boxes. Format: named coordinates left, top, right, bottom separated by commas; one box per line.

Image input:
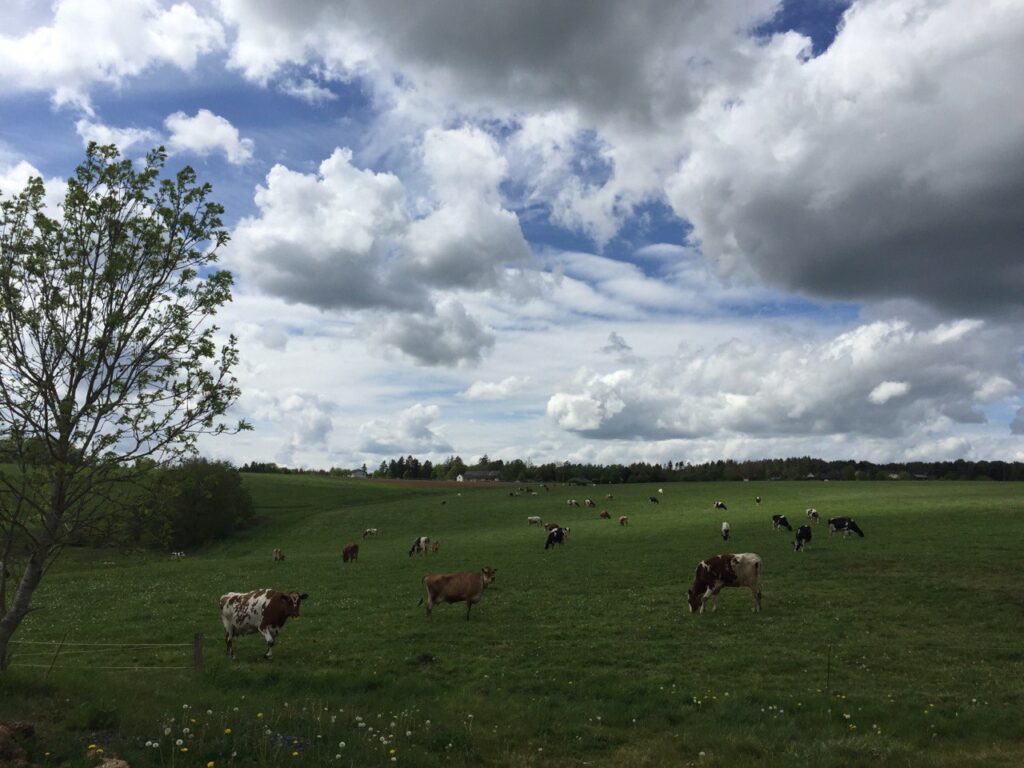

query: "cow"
left=755, top=496, right=762, bottom=505
left=545, top=527, right=570, bottom=549
left=544, top=522, right=561, bottom=532
left=272, top=548, right=285, bottom=562
left=687, top=553, right=762, bottom=614
left=219, top=589, right=308, bottom=660
left=342, top=543, right=359, bottom=563
left=658, top=488, right=664, bottom=494
left=363, top=528, right=379, bottom=539
left=584, top=498, right=596, bottom=508
left=599, top=510, right=611, bottom=519
left=714, top=501, right=728, bottom=510
left=618, top=515, right=629, bottom=526
left=431, top=540, right=441, bottom=554
left=419, top=567, right=497, bottom=620
left=170, top=551, right=186, bottom=559
left=828, top=517, right=865, bottom=537
left=806, top=508, right=820, bottom=523
left=794, top=525, right=812, bottom=552
left=721, top=522, right=731, bottom=541
left=527, top=515, right=544, bottom=526
left=771, top=514, right=792, bottom=531
left=605, top=494, right=614, bottom=500
left=409, top=536, right=431, bottom=556
left=567, top=499, right=580, bottom=507
left=648, top=496, right=660, bottom=504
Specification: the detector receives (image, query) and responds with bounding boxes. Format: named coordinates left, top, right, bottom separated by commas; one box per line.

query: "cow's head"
left=686, top=587, right=705, bottom=614
left=286, top=592, right=309, bottom=617
left=481, top=567, right=497, bottom=586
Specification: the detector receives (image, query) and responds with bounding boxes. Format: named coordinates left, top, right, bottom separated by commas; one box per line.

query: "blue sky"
left=1, top=0, right=1022, bottom=468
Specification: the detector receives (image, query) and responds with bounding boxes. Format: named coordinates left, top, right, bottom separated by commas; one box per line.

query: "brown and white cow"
left=584, top=498, right=596, bottom=507
left=363, top=528, right=379, bottom=539
left=431, top=540, right=441, bottom=554
left=420, top=567, right=497, bottom=620
left=687, top=553, right=762, bottom=614
left=527, top=516, right=543, bottom=526
left=219, top=589, right=308, bottom=660
left=618, top=515, right=629, bottom=526
left=342, top=543, right=359, bottom=563
left=544, top=522, right=561, bottom=532
left=272, top=548, right=285, bottom=562
left=806, top=508, right=820, bottom=524
left=599, top=510, right=611, bottom=519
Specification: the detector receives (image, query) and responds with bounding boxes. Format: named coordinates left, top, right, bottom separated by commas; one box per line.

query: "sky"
left=1, top=0, right=1023, bottom=469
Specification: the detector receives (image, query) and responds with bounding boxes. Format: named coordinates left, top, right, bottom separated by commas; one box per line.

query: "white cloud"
left=868, top=381, right=910, bottom=405
left=0, top=0, right=224, bottom=112
left=165, top=109, right=254, bottom=164
left=547, top=319, right=1023, bottom=441
left=278, top=77, right=337, bottom=104
left=461, top=376, right=530, bottom=401
left=75, top=118, right=158, bottom=153
left=0, top=159, right=66, bottom=212
left=359, top=403, right=452, bottom=454
left=372, top=299, right=495, bottom=367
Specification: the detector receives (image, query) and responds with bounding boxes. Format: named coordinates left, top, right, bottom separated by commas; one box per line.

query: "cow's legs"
left=224, top=630, right=235, bottom=659
left=261, top=627, right=278, bottom=659
left=752, top=586, right=762, bottom=613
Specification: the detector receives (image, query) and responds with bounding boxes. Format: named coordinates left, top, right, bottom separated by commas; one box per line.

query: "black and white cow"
left=794, top=525, right=812, bottom=551
left=721, top=522, right=731, bottom=541
left=687, top=553, right=762, bottom=614
left=771, top=514, right=792, bottom=531
left=648, top=496, right=660, bottom=504
left=806, top=508, right=820, bottom=523
left=828, top=517, right=865, bottom=537
left=219, top=589, right=308, bottom=660
left=409, top=536, right=431, bottom=556
left=544, top=526, right=570, bottom=549
left=713, top=501, right=728, bottom=510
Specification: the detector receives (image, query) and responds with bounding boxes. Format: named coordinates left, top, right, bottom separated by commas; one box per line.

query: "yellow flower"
left=224, top=728, right=232, bottom=734
left=208, top=762, right=216, bottom=768
left=390, top=749, right=396, bottom=755
left=181, top=747, right=189, bottom=753
left=257, top=713, right=264, bottom=719
left=292, top=751, right=300, bottom=757
left=88, top=744, right=97, bottom=750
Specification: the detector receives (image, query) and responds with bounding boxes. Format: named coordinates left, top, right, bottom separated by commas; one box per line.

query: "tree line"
left=240, top=455, right=1024, bottom=483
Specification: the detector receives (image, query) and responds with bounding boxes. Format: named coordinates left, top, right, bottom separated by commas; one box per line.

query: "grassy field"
left=2, top=477, right=1023, bottom=767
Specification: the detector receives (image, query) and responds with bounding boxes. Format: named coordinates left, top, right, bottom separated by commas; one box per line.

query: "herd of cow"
left=215, top=492, right=866, bottom=660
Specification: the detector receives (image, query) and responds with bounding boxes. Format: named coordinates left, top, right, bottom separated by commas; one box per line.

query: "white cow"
left=219, top=589, right=308, bottom=660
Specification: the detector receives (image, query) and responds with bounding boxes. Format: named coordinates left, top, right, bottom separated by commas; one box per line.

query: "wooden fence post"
left=193, top=633, right=204, bottom=673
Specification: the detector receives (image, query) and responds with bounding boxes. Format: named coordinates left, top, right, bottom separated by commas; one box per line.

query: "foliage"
left=0, top=143, right=246, bottom=669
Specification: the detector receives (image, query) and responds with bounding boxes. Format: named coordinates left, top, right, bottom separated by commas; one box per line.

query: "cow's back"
left=732, top=553, right=762, bottom=586
left=220, top=589, right=275, bottom=633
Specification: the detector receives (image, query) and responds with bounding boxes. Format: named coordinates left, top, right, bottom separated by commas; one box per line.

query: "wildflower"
left=164, top=728, right=171, bottom=736
left=406, top=731, right=412, bottom=737
left=339, top=742, right=346, bottom=749
left=145, top=741, right=153, bottom=748
left=425, top=720, right=431, bottom=726
left=208, top=762, right=216, bottom=768
left=391, top=759, right=397, bottom=763
left=176, top=739, right=184, bottom=747
left=292, top=751, right=300, bottom=757
left=88, top=744, right=97, bottom=750
left=181, top=747, right=189, bottom=753
left=336, top=756, right=341, bottom=760
left=257, top=712, right=264, bottom=719
left=207, top=710, right=213, bottom=715
left=183, top=704, right=190, bottom=710
left=224, top=728, right=232, bottom=735
left=183, top=727, right=191, bottom=735
left=390, top=749, right=396, bottom=755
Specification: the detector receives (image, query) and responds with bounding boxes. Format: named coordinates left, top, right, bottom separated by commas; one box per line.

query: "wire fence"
left=8, top=633, right=205, bottom=673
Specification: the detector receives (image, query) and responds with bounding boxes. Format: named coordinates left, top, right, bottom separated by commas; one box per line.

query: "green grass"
left=2, top=478, right=1023, bottom=767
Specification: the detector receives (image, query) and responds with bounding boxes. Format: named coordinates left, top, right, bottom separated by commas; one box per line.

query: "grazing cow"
left=828, top=517, right=865, bottom=538
left=687, top=553, right=762, bottom=614
left=545, top=526, right=570, bottom=549
left=545, top=522, right=561, bottom=532
left=567, top=499, right=581, bottom=507
left=771, top=514, right=792, bottom=531
left=714, top=501, right=728, bottom=510
left=272, top=548, right=285, bottom=562
left=170, top=551, right=186, bottom=560
left=618, top=515, right=629, bottom=526
left=806, top=508, right=820, bottom=523
left=721, top=522, right=731, bottom=541
left=584, top=498, right=596, bottom=507
left=755, top=496, right=762, bottom=505
left=363, top=528, right=379, bottom=539
left=794, top=525, right=812, bottom=552
left=409, top=536, right=431, bottom=556
left=648, top=496, right=660, bottom=504
left=219, top=589, right=308, bottom=660
left=527, top=515, right=544, bottom=526
left=431, top=540, right=441, bottom=554
left=599, top=510, right=611, bottom=519
left=420, top=567, right=497, bottom=620
left=342, top=543, right=359, bottom=563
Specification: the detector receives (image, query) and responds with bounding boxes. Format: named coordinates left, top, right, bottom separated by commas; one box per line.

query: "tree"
left=0, top=143, right=246, bottom=669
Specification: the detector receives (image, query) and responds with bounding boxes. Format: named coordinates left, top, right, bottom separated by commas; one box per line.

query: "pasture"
left=3, top=478, right=1023, bottom=767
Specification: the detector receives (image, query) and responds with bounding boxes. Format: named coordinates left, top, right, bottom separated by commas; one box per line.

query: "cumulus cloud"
left=868, top=381, right=910, bottom=405
left=244, top=389, right=336, bottom=464
left=165, top=109, right=254, bottom=164
left=358, top=403, right=452, bottom=454
left=0, top=0, right=224, bottom=112
left=547, top=319, right=1023, bottom=441
left=601, top=332, right=633, bottom=356
left=0, top=158, right=67, bottom=212
left=278, top=77, right=337, bottom=104
left=461, top=376, right=530, bottom=401
left=372, top=300, right=495, bottom=367
left=75, top=118, right=158, bottom=153
left=666, top=0, right=1024, bottom=317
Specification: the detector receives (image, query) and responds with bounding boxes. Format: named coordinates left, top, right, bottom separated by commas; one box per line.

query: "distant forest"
left=239, top=455, right=1024, bottom=483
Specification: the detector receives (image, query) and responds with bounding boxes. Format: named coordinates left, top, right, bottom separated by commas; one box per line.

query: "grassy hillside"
left=2, top=478, right=1023, bottom=767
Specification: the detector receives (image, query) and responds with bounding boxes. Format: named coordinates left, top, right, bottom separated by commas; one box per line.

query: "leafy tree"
left=0, top=144, right=246, bottom=669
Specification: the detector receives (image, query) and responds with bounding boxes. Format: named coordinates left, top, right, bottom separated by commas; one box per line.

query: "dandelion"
left=406, top=731, right=412, bottom=737
left=292, top=751, right=300, bottom=757
left=183, top=704, right=190, bottom=710
left=390, top=749, right=396, bottom=755
left=207, top=762, right=216, bottom=768
left=207, top=710, right=213, bottom=716
left=391, top=759, right=397, bottom=763
left=336, top=756, right=341, bottom=760
left=145, top=741, right=153, bottom=748
left=183, top=727, right=191, bottom=735
left=224, top=728, right=232, bottom=735
left=176, top=739, right=184, bottom=747
left=181, top=747, right=189, bottom=753
left=88, top=744, right=97, bottom=750
left=339, top=742, right=346, bottom=749
left=164, top=728, right=172, bottom=735
left=257, top=712, right=264, bottom=719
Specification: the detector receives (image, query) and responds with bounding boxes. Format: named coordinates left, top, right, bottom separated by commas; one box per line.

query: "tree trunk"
left=0, top=553, right=44, bottom=671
